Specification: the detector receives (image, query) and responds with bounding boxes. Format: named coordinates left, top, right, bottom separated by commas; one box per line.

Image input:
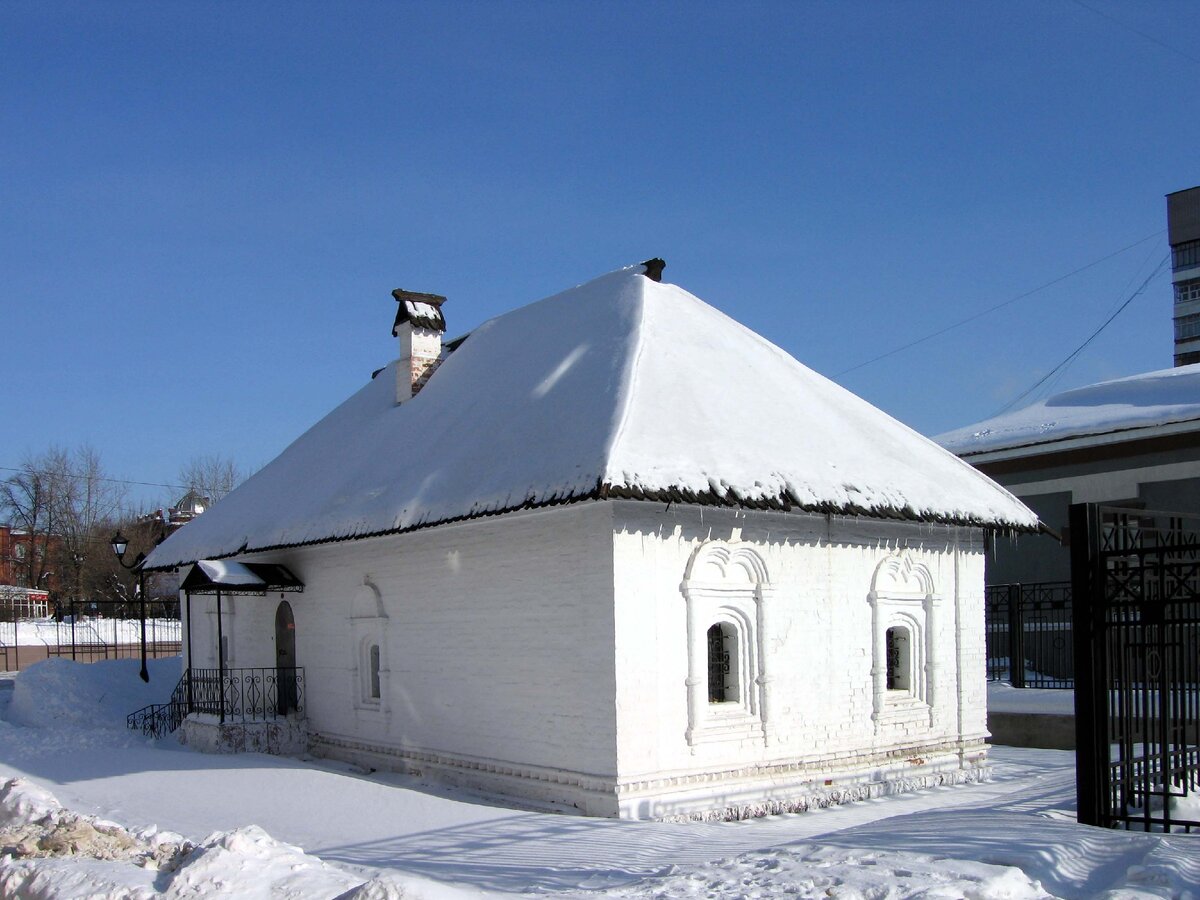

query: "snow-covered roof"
left=145, top=265, right=1037, bottom=568
left=936, top=364, right=1200, bottom=458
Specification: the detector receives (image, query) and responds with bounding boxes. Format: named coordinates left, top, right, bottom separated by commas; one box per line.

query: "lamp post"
left=111, top=531, right=149, bottom=683
left=72, top=549, right=83, bottom=609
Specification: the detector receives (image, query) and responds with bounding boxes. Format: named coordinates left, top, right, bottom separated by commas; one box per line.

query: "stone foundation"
left=179, top=714, right=308, bottom=757
left=310, top=732, right=989, bottom=821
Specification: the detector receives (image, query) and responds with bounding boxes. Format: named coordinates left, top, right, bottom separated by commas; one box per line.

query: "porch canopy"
left=181, top=560, right=304, bottom=595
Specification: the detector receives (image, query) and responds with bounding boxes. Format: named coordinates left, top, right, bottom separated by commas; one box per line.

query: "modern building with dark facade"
left=1170, top=186, right=1200, bottom=366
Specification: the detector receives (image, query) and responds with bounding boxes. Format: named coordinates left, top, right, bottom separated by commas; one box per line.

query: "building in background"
left=1170, top=186, right=1200, bottom=366
left=137, top=489, right=211, bottom=538
left=936, top=365, right=1200, bottom=585
left=940, top=186, right=1200, bottom=586
left=0, top=525, right=63, bottom=593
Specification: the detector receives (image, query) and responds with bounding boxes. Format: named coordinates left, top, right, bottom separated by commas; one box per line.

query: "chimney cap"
left=392, top=289, right=448, bottom=335
left=391, top=289, right=446, bottom=306
left=641, top=258, right=666, bottom=282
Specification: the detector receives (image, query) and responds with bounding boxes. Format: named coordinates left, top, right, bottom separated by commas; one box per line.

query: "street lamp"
left=111, top=531, right=149, bottom=683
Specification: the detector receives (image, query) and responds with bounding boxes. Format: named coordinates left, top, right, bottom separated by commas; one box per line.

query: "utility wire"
left=836, top=229, right=1164, bottom=377
left=1039, top=242, right=1163, bottom=398
left=0, top=465, right=189, bottom=495
left=992, top=253, right=1170, bottom=416
left=1068, top=0, right=1200, bottom=66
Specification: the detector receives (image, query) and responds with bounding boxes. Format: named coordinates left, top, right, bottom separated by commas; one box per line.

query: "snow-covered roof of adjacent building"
left=936, top=364, right=1200, bottom=459
left=145, top=264, right=1037, bottom=569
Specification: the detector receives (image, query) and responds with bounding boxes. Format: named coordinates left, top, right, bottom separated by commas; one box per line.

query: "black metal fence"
left=985, top=582, right=1074, bottom=688
left=0, top=597, right=181, bottom=672
left=1072, top=503, right=1200, bottom=833
left=48, top=599, right=182, bottom=663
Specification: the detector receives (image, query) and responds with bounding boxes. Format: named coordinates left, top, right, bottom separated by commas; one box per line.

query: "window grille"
left=885, top=626, right=912, bottom=692
left=707, top=624, right=730, bottom=703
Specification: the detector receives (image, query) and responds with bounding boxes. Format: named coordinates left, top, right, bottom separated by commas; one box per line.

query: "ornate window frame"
left=681, top=541, right=776, bottom=747
left=869, top=551, right=937, bottom=731
left=350, top=578, right=389, bottom=714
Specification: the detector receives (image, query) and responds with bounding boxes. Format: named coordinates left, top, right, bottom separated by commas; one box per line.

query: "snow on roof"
left=195, top=560, right=263, bottom=586
left=145, top=265, right=1036, bottom=568
left=936, top=364, right=1200, bottom=457
left=391, top=289, right=446, bottom=333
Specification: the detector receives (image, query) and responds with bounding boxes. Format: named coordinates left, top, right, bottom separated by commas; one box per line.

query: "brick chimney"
left=391, top=289, right=447, bottom=403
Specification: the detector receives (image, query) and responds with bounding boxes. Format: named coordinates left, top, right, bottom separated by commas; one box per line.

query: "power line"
left=0, top=465, right=188, bottom=495
left=1069, top=0, right=1200, bottom=66
left=835, top=229, right=1165, bottom=377
left=1038, top=241, right=1163, bottom=398
left=992, top=253, right=1170, bottom=416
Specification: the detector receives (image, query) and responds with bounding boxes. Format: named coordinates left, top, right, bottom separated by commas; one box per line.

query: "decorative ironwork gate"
left=1071, top=503, right=1200, bottom=832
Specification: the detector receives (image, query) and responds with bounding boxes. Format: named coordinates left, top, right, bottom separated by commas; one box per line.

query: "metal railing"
left=186, top=666, right=305, bottom=724
left=985, top=581, right=1074, bottom=688
left=127, top=666, right=305, bottom=737
left=127, top=671, right=190, bottom=738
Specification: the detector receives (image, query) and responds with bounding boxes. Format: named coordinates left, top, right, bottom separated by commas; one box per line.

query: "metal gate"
left=985, top=582, right=1074, bottom=688
left=1071, top=503, right=1200, bottom=832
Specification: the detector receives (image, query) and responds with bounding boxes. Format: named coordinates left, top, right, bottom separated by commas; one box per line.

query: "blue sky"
left=2, top=1, right=1197, bottom=509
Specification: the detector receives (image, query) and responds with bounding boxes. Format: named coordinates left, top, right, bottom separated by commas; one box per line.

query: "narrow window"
left=368, top=643, right=381, bottom=700
left=707, top=623, right=739, bottom=703
left=886, top=626, right=911, bottom=692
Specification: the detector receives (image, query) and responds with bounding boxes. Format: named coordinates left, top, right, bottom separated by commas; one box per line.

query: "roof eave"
left=950, top=414, right=1200, bottom=465
left=143, top=484, right=1036, bottom=571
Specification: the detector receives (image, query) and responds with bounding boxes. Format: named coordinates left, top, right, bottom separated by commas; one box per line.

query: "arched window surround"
left=350, top=578, right=389, bottom=714
left=868, top=551, right=937, bottom=731
left=681, top=541, right=776, bottom=748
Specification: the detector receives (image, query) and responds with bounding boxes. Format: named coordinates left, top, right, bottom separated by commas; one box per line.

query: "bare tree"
left=0, top=448, right=68, bottom=589
left=177, top=454, right=243, bottom=507
left=0, top=446, right=126, bottom=602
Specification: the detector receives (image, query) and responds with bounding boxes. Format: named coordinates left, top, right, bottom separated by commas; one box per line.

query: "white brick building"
left=145, top=262, right=1036, bottom=819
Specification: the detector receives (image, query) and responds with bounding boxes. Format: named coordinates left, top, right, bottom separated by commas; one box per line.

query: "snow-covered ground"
left=987, top=682, right=1076, bottom=716
left=0, top=618, right=181, bottom=647
left=0, top=660, right=1196, bottom=899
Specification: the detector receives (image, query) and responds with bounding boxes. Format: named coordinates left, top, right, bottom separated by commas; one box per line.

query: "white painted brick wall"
left=611, top=502, right=988, bottom=792
left=184, top=498, right=989, bottom=818
left=187, top=502, right=619, bottom=785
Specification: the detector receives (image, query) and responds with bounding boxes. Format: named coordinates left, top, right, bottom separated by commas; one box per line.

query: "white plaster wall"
left=610, top=501, right=988, bottom=815
left=180, top=498, right=989, bottom=819
left=182, top=592, right=250, bottom=670
left=208, top=502, right=619, bottom=800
